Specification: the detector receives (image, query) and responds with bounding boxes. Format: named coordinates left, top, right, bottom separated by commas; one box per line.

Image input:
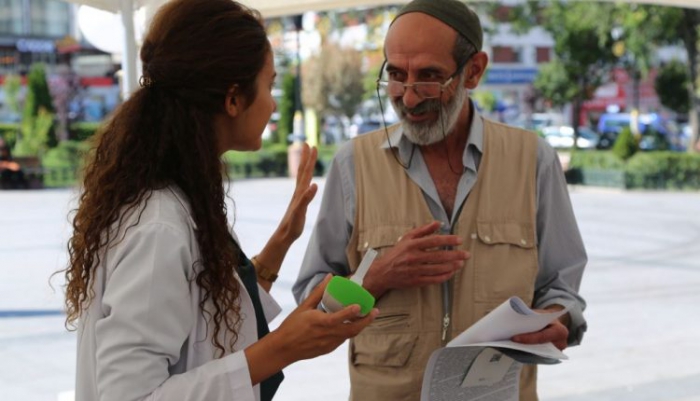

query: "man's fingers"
left=402, top=221, right=442, bottom=240
left=511, top=324, right=568, bottom=346
left=408, top=249, right=469, bottom=265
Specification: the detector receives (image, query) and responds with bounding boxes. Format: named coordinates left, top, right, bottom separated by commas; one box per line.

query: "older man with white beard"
left=293, top=0, right=588, bottom=399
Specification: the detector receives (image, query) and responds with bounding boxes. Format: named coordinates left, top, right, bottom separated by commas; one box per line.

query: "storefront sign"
left=16, top=39, right=55, bottom=53
left=484, top=68, right=539, bottom=85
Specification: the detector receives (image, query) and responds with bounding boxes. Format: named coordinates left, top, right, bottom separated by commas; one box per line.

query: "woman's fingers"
left=299, top=274, right=332, bottom=309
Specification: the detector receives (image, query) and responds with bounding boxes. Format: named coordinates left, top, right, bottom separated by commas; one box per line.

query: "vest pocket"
left=472, top=221, right=538, bottom=304
left=351, top=332, right=419, bottom=367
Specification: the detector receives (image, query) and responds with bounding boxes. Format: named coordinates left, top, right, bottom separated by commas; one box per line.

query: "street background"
left=1, top=178, right=699, bottom=401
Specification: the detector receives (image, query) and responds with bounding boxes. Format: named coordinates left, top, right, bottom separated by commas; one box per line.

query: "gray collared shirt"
left=293, top=112, right=588, bottom=345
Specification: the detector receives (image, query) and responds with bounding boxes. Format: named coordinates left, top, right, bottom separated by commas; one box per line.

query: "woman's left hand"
left=277, top=144, right=318, bottom=243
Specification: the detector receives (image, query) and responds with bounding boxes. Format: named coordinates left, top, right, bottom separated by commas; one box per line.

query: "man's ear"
left=464, top=51, right=489, bottom=90
left=225, top=86, right=241, bottom=117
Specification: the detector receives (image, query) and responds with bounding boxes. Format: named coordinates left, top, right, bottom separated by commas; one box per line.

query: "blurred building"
left=0, top=0, right=120, bottom=124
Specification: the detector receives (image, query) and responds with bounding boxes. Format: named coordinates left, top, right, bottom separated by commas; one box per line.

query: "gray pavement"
left=1, top=179, right=699, bottom=401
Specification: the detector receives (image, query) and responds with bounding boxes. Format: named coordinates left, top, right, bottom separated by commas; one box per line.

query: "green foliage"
left=41, top=140, right=90, bottom=187
left=567, top=150, right=700, bottom=189
left=0, top=123, right=20, bottom=148
left=23, top=63, right=55, bottom=120
left=612, top=4, right=682, bottom=80
left=14, top=64, right=57, bottom=156
left=655, top=60, right=690, bottom=114
left=278, top=72, right=296, bottom=142
left=69, top=121, right=103, bottom=142
left=612, top=127, right=638, bottom=161
left=3, top=74, right=21, bottom=114
left=363, top=64, right=381, bottom=101
left=533, top=62, right=578, bottom=108
left=568, top=151, right=625, bottom=170
left=625, top=152, right=700, bottom=189
left=222, top=143, right=338, bottom=179
left=14, top=108, right=54, bottom=157
left=532, top=1, right=617, bottom=116
left=472, top=91, right=497, bottom=113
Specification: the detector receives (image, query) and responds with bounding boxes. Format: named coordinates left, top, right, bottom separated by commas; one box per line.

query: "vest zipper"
left=441, top=280, right=450, bottom=342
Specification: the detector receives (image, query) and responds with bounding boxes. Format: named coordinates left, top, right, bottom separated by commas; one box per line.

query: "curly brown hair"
left=63, top=0, right=270, bottom=356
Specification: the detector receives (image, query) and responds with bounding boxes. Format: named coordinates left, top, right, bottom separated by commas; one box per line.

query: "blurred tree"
left=612, top=126, right=638, bottom=161
left=363, top=64, right=381, bottom=101
left=14, top=64, right=56, bottom=157
left=303, top=43, right=364, bottom=139
left=611, top=4, right=682, bottom=110
left=25, top=63, right=55, bottom=116
left=531, top=1, right=618, bottom=148
left=472, top=91, right=497, bottom=113
left=677, top=9, right=700, bottom=152
left=3, top=74, right=21, bottom=115
left=488, top=1, right=617, bottom=145
left=277, top=72, right=296, bottom=143
left=655, top=60, right=691, bottom=114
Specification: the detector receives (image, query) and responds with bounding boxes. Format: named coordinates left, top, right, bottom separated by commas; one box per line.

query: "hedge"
left=567, top=150, right=700, bottom=190
left=224, top=143, right=338, bottom=178
left=41, top=140, right=90, bottom=187
left=625, top=152, right=700, bottom=189
left=0, top=122, right=20, bottom=147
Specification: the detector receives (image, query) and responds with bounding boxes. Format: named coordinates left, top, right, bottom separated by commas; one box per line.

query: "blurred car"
left=542, top=126, right=599, bottom=149
left=349, top=120, right=382, bottom=137
left=596, top=112, right=679, bottom=150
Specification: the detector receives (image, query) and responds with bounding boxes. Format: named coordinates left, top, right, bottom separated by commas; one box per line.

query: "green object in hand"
left=321, top=248, right=378, bottom=317
left=321, top=276, right=376, bottom=316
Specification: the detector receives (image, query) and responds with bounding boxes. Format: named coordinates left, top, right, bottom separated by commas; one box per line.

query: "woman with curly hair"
left=63, top=1, right=378, bottom=400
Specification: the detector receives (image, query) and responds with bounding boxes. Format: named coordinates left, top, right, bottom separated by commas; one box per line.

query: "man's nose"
left=401, top=86, right=422, bottom=110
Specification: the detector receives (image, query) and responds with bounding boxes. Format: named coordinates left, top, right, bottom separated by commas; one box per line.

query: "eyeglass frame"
left=375, top=58, right=470, bottom=100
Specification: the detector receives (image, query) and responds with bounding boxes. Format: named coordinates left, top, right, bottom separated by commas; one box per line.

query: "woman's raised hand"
left=277, top=144, right=318, bottom=243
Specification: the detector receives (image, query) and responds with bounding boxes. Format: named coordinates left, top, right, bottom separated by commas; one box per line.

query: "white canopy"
left=67, top=0, right=700, bottom=15
left=63, top=0, right=700, bottom=97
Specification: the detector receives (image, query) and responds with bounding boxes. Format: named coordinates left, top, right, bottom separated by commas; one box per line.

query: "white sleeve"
left=95, top=222, right=256, bottom=401
left=257, top=283, right=282, bottom=324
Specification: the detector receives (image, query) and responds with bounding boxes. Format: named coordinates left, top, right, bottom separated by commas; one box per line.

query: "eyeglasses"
left=375, top=59, right=467, bottom=99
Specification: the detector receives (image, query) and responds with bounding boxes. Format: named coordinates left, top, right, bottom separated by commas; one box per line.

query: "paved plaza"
left=1, top=179, right=699, bottom=401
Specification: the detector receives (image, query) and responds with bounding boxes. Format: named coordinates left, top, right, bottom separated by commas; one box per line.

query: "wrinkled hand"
left=511, top=310, right=569, bottom=351
left=362, top=221, right=470, bottom=298
left=273, top=275, right=378, bottom=362
left=277, top=144, right=318, bottom=242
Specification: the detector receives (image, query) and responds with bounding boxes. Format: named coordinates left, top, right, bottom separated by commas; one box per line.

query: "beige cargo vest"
left=346, top=118, right=540, bottom=401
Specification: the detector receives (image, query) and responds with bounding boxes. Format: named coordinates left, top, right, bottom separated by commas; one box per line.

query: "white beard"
left=392, top=79, right=468, bottom=146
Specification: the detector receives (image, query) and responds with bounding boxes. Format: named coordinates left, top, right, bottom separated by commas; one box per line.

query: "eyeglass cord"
left=377, top=86, right=416, bottom=169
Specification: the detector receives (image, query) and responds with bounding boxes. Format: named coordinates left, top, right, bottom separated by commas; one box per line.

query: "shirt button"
left=520, top=239, right=527, bottom=245
left=470, top=233, right=477, bottom=240
left=363, top=242, right=369, bottom=249
left=484, top=236, right=491, bottom=243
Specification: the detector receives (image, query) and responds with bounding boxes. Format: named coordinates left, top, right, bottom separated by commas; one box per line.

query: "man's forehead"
left=385, top=13, right=456, bottom=59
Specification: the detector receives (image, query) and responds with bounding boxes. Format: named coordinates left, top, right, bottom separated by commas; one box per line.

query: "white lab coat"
left=75, top=186, right=281, bottom=401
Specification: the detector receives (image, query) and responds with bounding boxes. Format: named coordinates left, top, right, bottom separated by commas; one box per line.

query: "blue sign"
left=484, top=68, right=539, bottom=85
